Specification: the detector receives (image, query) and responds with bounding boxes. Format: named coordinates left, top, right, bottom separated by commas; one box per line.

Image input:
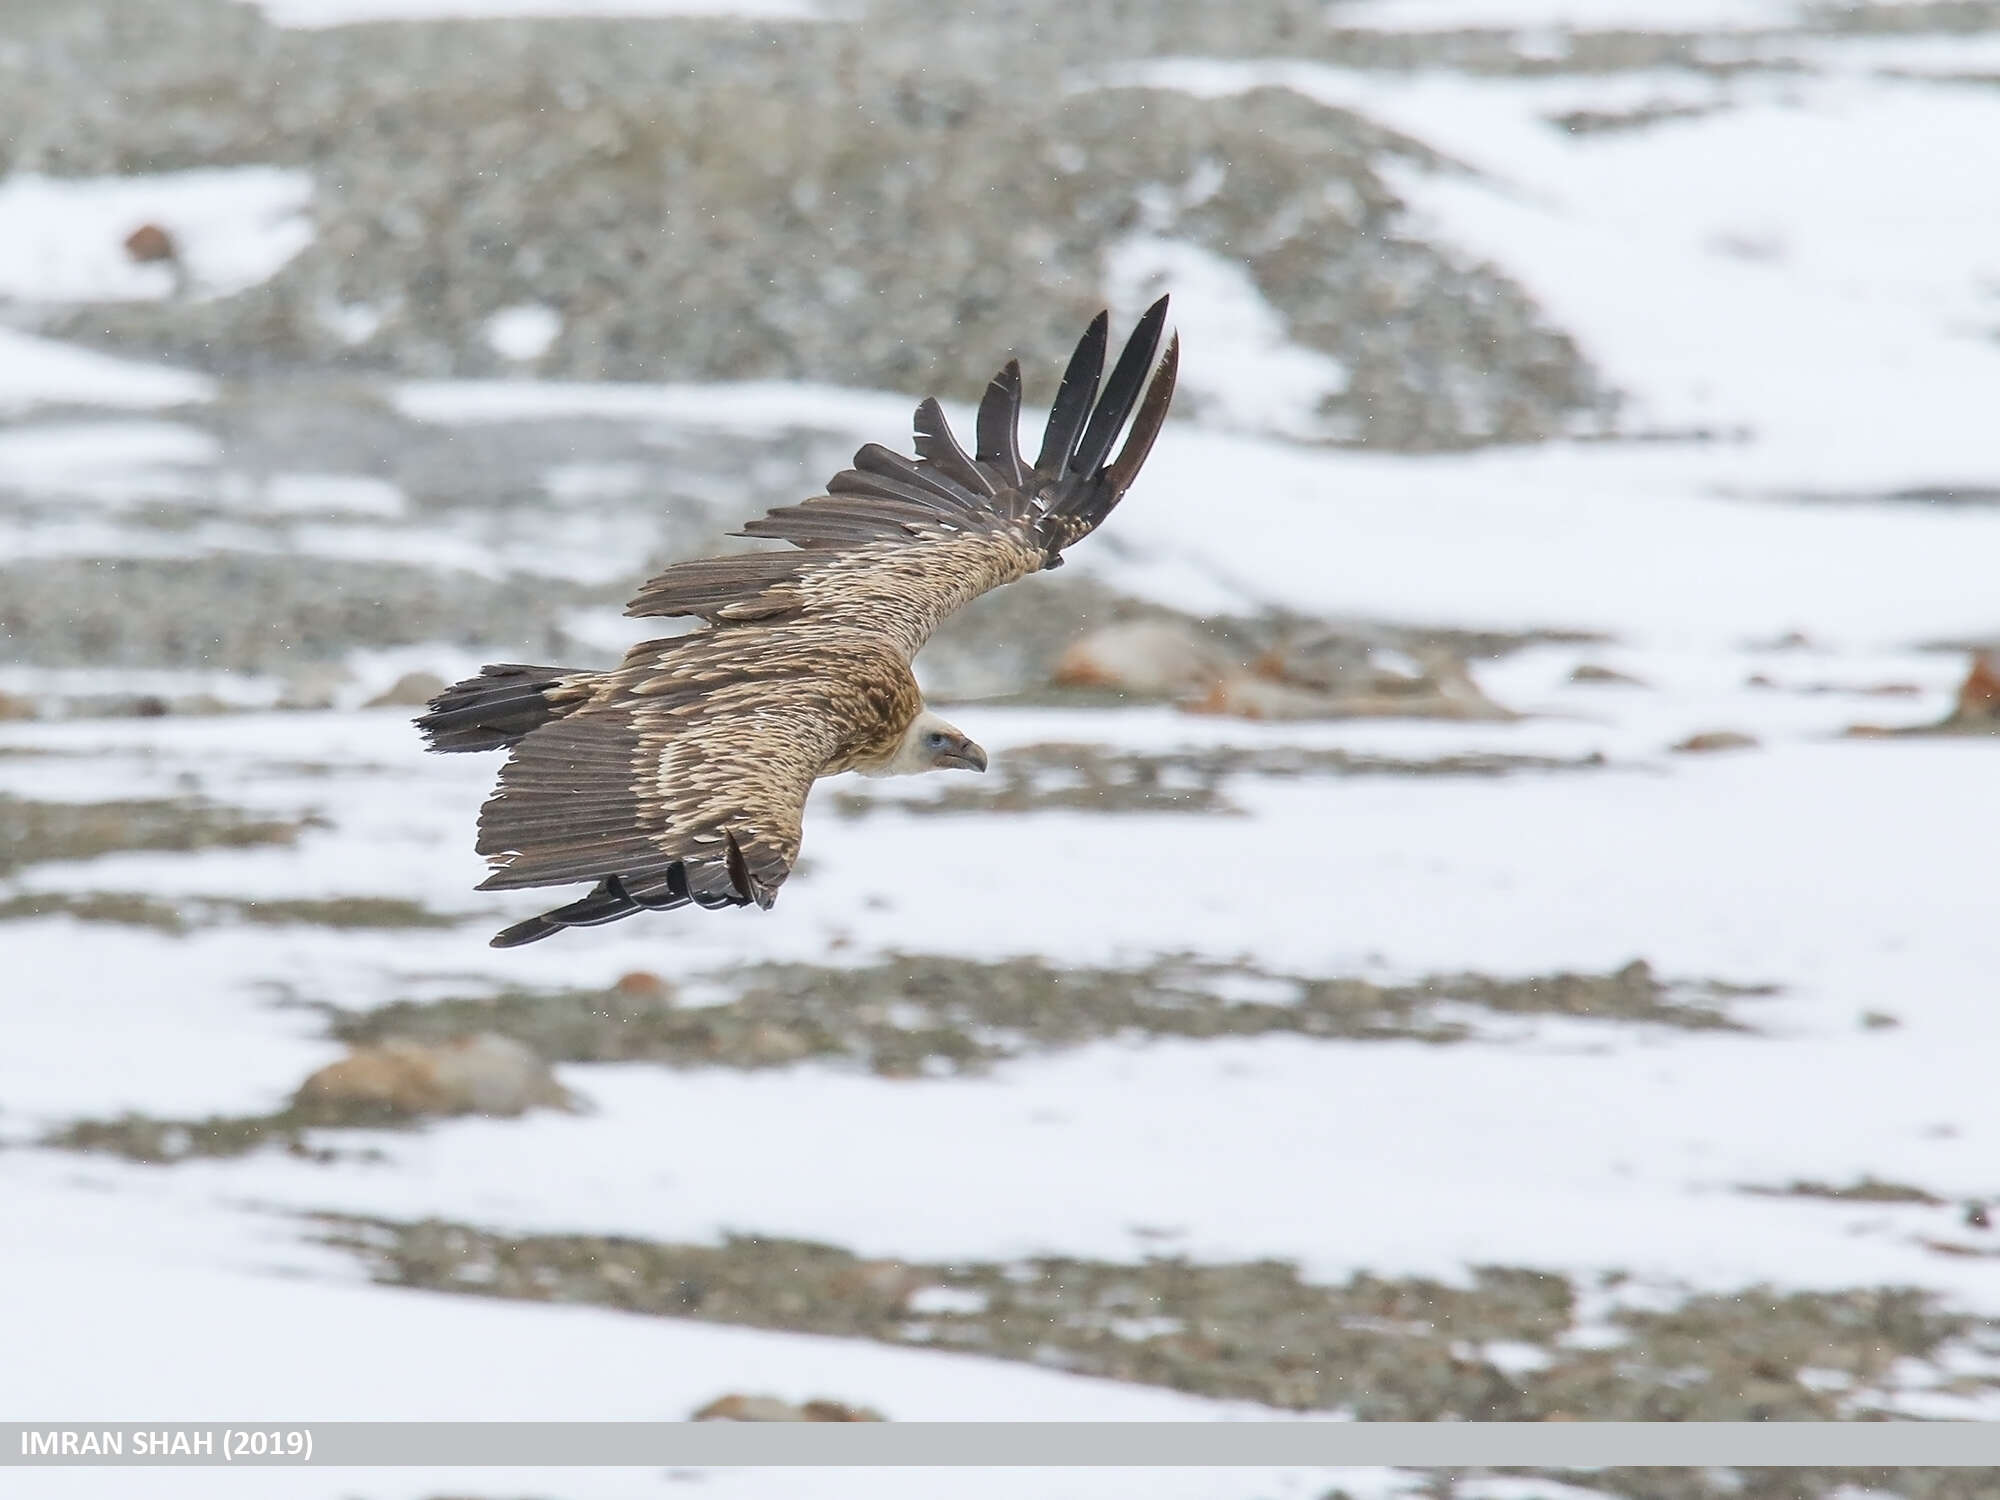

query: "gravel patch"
left=830, top=742, right=1610, bottom=818
left=323, top=956, right=1766, bottom=1080
left=0, top=791, right=303, bottom=875
left=0, top=554, right=598, bottom=671
left=314, top=1213, right=2000, bottom=1422
left=0, top=890, right=464, bottom=934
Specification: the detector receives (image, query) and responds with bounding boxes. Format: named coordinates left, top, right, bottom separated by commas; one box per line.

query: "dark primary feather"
left=417, top=663, right=591, bottom=753
left=1034, top=311, right=1108, bottom=475
left=976, top=361, right=1028, bottom=490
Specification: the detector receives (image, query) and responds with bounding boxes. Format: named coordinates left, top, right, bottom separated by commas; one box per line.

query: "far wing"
left=624, top=298, right=1180, bottom=662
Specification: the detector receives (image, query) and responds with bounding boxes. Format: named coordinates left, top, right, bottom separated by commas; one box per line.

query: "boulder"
left=294, top=1034, right=570, bottom=1120
left=1051, top=621, right=1235, bottom=699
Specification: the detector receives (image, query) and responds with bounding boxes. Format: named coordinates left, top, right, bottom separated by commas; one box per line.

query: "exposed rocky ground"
left=320, top=1211, right=2000, bottom=1421
left=1, top=0, right=1604, bottom=448
left=45, top=953, right=1772, bottom=1163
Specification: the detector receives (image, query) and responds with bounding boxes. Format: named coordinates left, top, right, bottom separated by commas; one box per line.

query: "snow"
left=0, top=328, right=212, bottom=415
left=0, top=168, right=314, bottom=304
left=485, top=302, right=563, bottom=362
left=241, top=0, right=825, bottom=26
left=1105, top=237, right=1350, bottom=441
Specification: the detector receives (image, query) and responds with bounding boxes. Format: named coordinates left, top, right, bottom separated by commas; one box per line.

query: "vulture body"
left=420, top=300, right=1180, bottom=947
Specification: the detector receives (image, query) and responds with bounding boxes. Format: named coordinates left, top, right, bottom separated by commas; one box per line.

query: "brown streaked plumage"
left=419, top=299, right=1179, bottom=947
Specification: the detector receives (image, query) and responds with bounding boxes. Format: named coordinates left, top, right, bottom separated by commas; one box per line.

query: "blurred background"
left=3, top=0, right=2000, bottom=1495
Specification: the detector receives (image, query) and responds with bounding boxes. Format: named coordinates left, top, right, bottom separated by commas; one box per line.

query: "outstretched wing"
left=472, top=629, right=877, bottom=947
left=624, top=296, right=1180, bottom=661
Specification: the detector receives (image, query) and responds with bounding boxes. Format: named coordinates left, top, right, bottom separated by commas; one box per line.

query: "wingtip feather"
left=1033, top=310, right=1108, bottom=476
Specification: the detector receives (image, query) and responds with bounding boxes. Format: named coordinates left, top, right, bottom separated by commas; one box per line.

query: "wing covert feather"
left=623, top=299, right=1179, bottom=662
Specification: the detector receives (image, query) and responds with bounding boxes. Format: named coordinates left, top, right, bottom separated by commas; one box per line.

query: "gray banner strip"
left=8, top=1422, right=2000, bottom=1466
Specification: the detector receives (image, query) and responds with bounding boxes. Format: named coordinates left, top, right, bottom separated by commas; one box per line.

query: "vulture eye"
left=926, top=731, right=948, bottom=750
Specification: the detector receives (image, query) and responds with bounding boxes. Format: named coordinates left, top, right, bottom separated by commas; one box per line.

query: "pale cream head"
left=872, top=708, right=988, bottom=778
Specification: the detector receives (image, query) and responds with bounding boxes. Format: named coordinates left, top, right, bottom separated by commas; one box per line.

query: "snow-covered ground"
left=4, top=12, right=2000, bottom=1496
left=0, top=167, right=313, bottom=304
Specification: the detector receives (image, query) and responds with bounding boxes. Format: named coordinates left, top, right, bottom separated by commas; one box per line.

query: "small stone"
left=123, top=222, right=177, bottom=263
left=1672, top=730, right=1759, bottom=754
left=1570, top=663, right=1646, bottom=687
left=743, top=1022, right=811, bottom=1066
left=1967, top=1202, right=1991, bottom=1231
left=832, top=1258, right=926, bottom=1306
left=1861, top=1010, right=1901, bottom=1031
left=693, top=1394, right=883, bottom=1422
left=0, top=690, right=38, bottom=721
left=364, top=670, right=449, bottom=709
left=613, top=970, right=671, bottom=1001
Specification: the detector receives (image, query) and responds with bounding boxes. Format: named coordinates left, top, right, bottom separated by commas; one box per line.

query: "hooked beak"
left=939, top=741, right=988, bottom=773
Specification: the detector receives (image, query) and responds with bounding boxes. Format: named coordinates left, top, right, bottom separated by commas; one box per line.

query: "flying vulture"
left=419, top=299, right=1179, bottom=947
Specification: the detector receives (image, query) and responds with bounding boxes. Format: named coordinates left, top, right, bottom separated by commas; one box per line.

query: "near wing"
left=623, top=294, right=1180, bottom=660
left=474, top=629, right=843, bottom=946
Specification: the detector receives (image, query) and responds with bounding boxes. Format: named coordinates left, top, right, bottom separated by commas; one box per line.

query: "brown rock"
left=1947, top=651, right=2000, bottom=728
left=694, top=1394, right=884, bottom=1422
left=363, top=671, right=450, bottom=709
left=1181, top=674, right=1351, bottom=722
left=123, top=223, right=177, bottom=263
left=1672, top=730, right=1759, bottom=754
left=0, top=690, right=37, bottom=722
left=613, top=970, right=671, bottom=1000
left=294, top=1034, right=570, bottom=1120
left=1052, top=621, right=1233, bottom=699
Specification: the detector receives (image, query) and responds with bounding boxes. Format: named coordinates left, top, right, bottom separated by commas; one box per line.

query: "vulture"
left=419, top=299, right=1180, bottom=947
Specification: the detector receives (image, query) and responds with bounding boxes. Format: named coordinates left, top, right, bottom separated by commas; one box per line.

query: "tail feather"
left=417, top=664, right=593, bottom=754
